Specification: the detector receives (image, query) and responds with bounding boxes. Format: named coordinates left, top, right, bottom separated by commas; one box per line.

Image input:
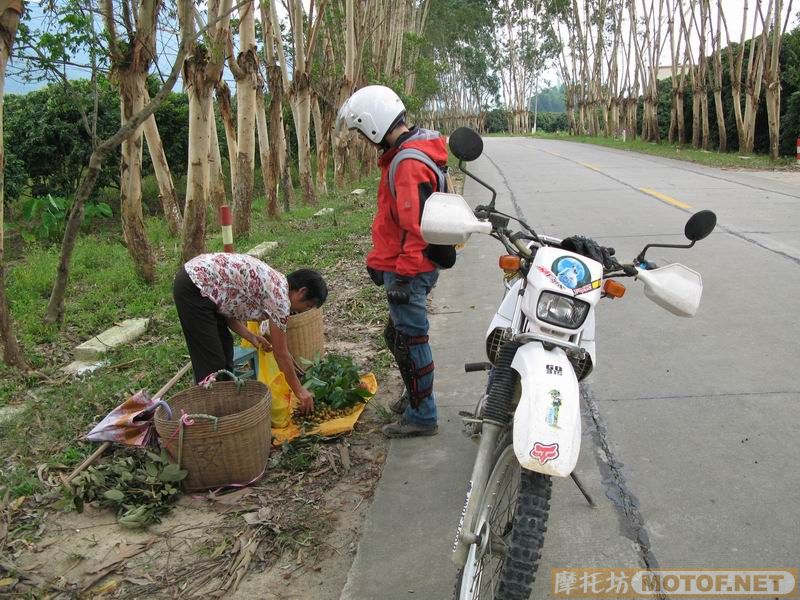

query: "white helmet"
left=337, top=85, right=406, bottom=144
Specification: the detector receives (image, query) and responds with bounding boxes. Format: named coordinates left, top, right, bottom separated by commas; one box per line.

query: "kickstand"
left=570, top=472, right=598, bottom=508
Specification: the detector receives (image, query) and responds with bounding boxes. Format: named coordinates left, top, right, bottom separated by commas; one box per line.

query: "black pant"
left=173, top=267, right=234, bottom=384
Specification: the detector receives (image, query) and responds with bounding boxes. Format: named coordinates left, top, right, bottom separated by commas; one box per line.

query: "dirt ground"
left=1, top=389, right=397, bottom=599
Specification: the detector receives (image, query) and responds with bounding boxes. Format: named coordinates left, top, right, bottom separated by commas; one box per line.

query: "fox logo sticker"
left=530, top=442, right=560, bottom=465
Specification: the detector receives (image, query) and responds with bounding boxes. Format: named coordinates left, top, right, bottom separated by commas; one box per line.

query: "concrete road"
left=341, top=138, right=800, bottom=600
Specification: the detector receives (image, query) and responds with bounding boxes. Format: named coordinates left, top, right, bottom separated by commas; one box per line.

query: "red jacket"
left=366, top=128, right=448, bottom=278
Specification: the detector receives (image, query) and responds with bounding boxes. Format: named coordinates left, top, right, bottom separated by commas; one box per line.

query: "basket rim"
left=287, top=307, right=322, bottom=327
left=154, top=381, right=271, bottom=432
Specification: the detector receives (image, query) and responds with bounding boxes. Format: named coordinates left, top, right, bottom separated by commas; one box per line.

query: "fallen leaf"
left=339, top=444, right=351, bottom=473
left=209, top=488, right=253, bottom=505
left=87, top=540, right=154, bottom=574
left=0, top=577, right=18, bottom=589
left=92, top=578, right=120, bottom=594
left=242, top=507, right=273, bottom=525
left=9, top=497, right=26, bottom=511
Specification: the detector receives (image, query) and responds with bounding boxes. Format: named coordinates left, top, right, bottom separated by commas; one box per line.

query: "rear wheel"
left=455, top=444, right=552, bottom=600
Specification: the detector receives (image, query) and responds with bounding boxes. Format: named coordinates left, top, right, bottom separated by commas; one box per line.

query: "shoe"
left=389, top=390, right=409, bottom=415
left=382, top=418, right=438, bottom=438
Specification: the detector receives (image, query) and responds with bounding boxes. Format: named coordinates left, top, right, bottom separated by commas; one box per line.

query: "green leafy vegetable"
left=301, top=354, right=374, bottom=410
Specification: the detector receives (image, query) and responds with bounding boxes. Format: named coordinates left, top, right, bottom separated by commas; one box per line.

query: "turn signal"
left=603, top=279, right=626, bottom=298
left=499, top=255, right=521, bottom=271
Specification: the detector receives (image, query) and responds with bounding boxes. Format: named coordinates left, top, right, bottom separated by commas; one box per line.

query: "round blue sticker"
left=551, top=256, right=591, bottom=289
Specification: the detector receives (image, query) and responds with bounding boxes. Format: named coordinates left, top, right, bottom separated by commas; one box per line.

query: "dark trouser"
left=173, top=267, right=233, bottom=384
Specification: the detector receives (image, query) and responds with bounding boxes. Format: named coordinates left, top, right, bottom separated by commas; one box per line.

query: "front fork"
left=452, top=340, right=521, bottom=567
left=452, top=420, right=505, bottom=567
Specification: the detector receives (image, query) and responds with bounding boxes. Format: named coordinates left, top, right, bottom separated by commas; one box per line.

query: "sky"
left=6, top=0, right=799, bottom=96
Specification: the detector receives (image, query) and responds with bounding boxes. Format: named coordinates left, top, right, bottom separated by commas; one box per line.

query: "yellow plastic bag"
left=271, top=373, right=378, bottom=445
left=241, top=322, right=295, bottom=428
left=240, top=322, right=379, bottom=443
left=261, top=350, right=295, bottom=428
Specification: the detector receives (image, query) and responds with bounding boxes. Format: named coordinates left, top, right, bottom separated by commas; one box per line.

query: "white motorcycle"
left=420, top=127, right=716, bottom=600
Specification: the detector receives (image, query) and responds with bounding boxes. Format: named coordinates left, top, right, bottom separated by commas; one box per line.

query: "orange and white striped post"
left=220, top=205, right=234, bottom=252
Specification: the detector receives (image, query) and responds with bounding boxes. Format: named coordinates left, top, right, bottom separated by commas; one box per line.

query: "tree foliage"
left=5, top=79, right=119, bottom=199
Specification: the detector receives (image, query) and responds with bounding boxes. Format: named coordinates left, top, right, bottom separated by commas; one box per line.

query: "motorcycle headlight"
left=536, top=291, right=590, bottom=329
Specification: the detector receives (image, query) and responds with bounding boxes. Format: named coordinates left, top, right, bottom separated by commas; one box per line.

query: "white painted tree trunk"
left=142, top=110, right=182, bottom=235
left=0, top=0, right=26, bottom=367
left=232, top=0, right=258, bottom=235
left=119, top=72, right=156, bottom=282
left=254, top=87, right=274, bottom=216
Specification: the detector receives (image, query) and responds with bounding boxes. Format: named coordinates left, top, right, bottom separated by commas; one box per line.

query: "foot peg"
left=464, top=362, right=493, bottom=373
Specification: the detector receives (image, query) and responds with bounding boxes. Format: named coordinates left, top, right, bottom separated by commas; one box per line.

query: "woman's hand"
left=249, top=333, right=272, bottom=352
left=296, top=387, right=315, bottom=415
left=268, top=319, right=314, bottom=415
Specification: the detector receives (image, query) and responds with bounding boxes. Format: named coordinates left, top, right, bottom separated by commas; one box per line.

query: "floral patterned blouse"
left=184, top=253, right=290, bottom=331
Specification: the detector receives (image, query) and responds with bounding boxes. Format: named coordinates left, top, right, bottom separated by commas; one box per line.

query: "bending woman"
left=173, top=252, right=327, bottom=414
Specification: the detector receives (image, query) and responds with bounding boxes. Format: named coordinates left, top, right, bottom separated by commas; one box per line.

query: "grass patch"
left=507, top=131, right=798, bottom=170
left=0, top=176, right=380, bottom=498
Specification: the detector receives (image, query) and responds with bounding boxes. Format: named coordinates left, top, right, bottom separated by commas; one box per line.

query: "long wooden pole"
left=61, top=361, right=193, bottom=485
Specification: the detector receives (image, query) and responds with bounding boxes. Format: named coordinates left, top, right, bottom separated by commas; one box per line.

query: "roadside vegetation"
left=524, top=131, right=798, bottom=170
left=0, top=175, right=382, bottom=497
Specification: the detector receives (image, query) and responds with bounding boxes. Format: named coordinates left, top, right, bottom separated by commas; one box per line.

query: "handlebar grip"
left=464, top=362, right=493, bottom=373
left=606, top=247, right=616, bottom=256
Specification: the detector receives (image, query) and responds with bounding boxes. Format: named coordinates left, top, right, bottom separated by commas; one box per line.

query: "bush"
left=484, top=108, right=509, bottom=133
left=535, top=112, right=568, bottom=133
left=20, top=195, right=112, bottom=243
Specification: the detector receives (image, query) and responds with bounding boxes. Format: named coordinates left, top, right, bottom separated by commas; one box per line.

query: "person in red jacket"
left=338, top=85, right=453, bottom=438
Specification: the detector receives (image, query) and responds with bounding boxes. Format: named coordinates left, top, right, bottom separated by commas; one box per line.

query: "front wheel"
left=455, top=444, right=552, bottom=600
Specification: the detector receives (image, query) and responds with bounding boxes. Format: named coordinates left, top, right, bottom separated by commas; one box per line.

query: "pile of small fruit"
left=292, top=354, right=374, bottom=427
left=292, top=404, right=357, bottom=427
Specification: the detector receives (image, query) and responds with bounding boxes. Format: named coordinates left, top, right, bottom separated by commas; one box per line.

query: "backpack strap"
left=388, top=148, right=447, bottom=199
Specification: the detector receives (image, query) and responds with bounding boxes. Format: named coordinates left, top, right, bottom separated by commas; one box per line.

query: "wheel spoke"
left=460, top=445, right=521, bottom=600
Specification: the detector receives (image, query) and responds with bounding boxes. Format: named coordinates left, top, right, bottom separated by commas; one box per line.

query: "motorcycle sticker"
left=572, top=278, right=602, bottom=296
left=551, top=256, right=591, bottom=290
left=452, top=480, right=473, bottom=553
left=545, top=389, right=562, bottom=427
left=530, top=442, right=560, bottom=464
left=537, top=265, right=566, bottom=289
left=546, top=365, right=563, bottom=376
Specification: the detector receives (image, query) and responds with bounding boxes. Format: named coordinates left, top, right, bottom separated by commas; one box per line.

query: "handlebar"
left=476, top=204, right=634, bottom=277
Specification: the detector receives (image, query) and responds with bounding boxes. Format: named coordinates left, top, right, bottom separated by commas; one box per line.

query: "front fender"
left=511, top=343, right=581, bottom=477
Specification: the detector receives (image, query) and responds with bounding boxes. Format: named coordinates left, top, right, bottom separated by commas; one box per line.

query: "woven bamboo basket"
left=286, top=308, right=324, bottom=364
left=155, top=380, right=271, bottom=491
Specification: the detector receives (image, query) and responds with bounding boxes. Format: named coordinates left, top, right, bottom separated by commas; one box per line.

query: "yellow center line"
left=639, top=187, right=692, bottom=210
left=580, top=162, right=602, bottom=173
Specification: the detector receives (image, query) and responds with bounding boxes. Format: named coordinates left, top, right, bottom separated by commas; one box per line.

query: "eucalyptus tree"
left=741, top=0, right=773, bottom=155
left=229, top=0, right=258, bottom=235
left=493, top=0, right=550, bottom=134
left=709, top=0, right=728, bottom=151
left=424, top=0, right=496, bottom=130
left=720, top=0, right=752, bottom=151
left=329, top=0, right=357, bottom=191
left=763, top=0, right=794, bottom=160
left=177, top=0, right=231, bottom=261
left=101, top=0, right=178, bottom=282
left=260, top=0, right=294, bottom=217
left=666, top=0, right=688, bottom=145
left=272, top=0, right=328, bottom=205
left=0, top=0, right=26, bottom=367
left=44, top=0, right=194, bottom=324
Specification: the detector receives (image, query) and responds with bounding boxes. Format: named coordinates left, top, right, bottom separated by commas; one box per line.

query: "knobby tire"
left=455, top=444, right=552, bottom=600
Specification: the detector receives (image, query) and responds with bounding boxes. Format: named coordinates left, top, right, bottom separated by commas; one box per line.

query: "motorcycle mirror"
left=449, top=127, right=483, bottom=162
left=684, top=210, right=717, bottom=242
